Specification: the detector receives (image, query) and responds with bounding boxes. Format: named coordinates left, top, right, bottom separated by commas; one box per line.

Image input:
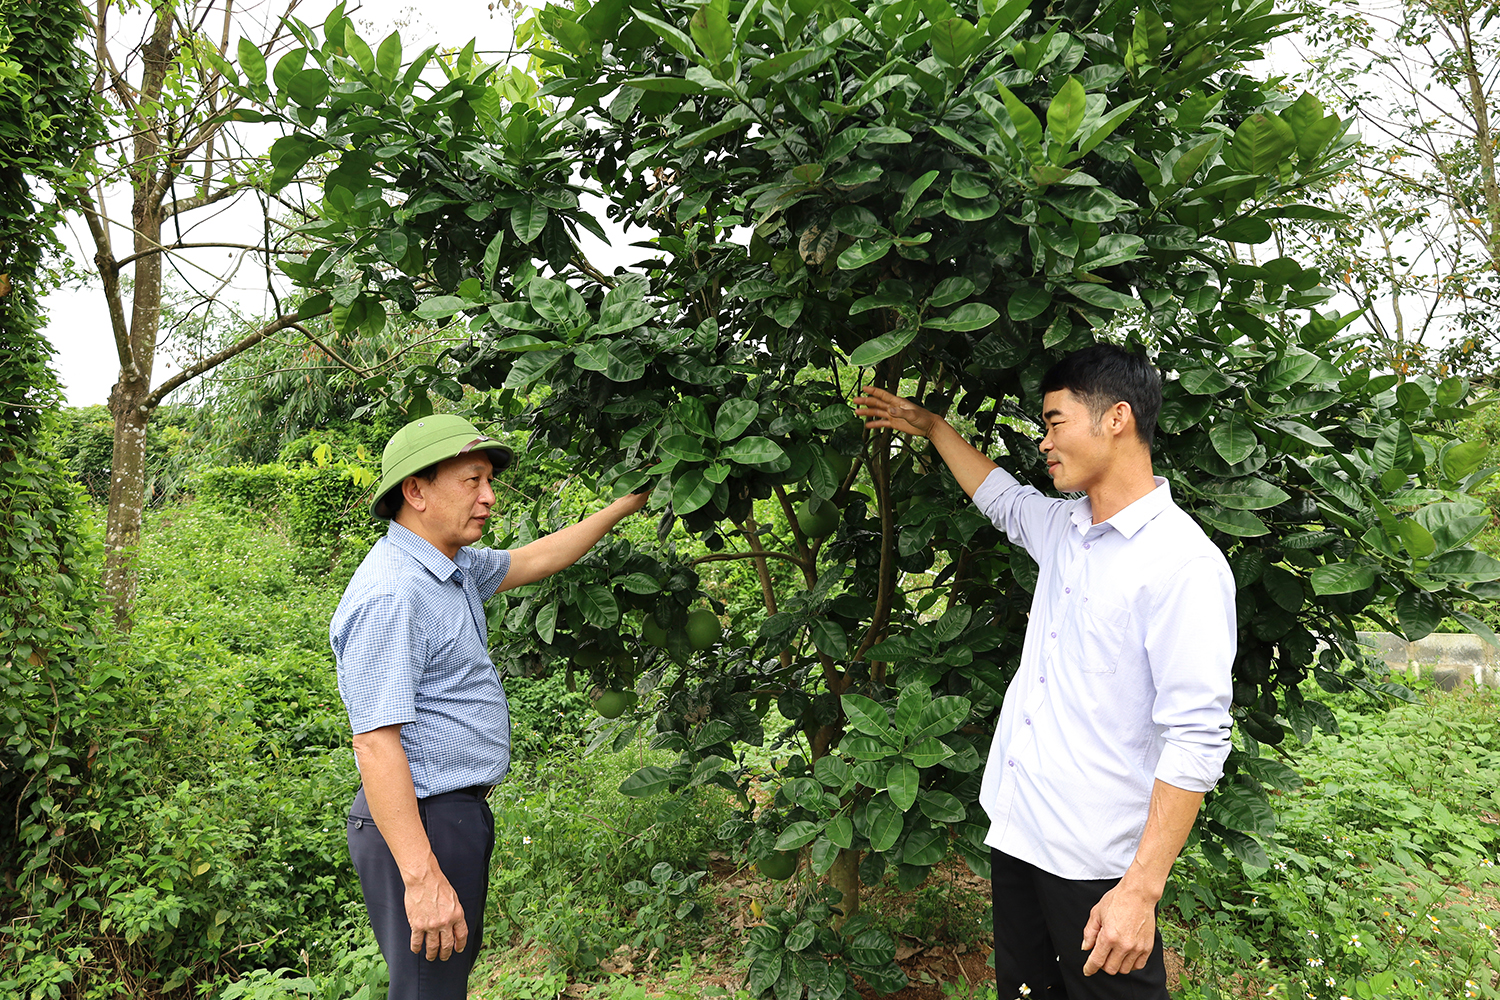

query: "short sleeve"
left=332, top=592, right=428, bottom=735
left=465, top=546, right=512, bottom=599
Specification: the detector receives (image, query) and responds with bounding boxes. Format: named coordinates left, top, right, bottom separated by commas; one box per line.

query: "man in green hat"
left=331, top=414, right=648, bottom=1000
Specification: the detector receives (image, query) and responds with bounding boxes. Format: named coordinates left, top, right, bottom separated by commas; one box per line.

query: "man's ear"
left=1107, top=401, right=1135, bottom=439
left=400, top=475, right=429, bottom=513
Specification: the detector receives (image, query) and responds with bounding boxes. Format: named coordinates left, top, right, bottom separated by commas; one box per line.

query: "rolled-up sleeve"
left=972, top=467, right=1070, bottom=562
left=1144, top=555, right=1236, bottom=793
left=331, top=592, right=427, bottom=735
left=467, top=546, right=512, bottom=599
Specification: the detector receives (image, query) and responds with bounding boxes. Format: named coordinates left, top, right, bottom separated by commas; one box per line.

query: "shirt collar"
left=386, top=521, right=461, bottom=582
left=1069, top=476, right=1172, bottom=539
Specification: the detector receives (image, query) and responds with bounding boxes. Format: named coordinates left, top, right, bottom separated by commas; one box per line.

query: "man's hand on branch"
left=852, top=385, right=940, bottom=438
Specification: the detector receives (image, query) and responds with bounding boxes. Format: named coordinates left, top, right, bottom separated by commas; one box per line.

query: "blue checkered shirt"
left=331, top=522, right=513, bottom=798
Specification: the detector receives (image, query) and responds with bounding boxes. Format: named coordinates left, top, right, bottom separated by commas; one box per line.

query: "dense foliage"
left=244, top=1, right=1500, bottom=995
left=0, top=2, right=113, bottom=993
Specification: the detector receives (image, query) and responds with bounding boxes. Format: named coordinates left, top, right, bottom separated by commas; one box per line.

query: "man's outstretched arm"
left=498, top=491, right=650, bottom=593
left=852, top=385, right=998, bottom=499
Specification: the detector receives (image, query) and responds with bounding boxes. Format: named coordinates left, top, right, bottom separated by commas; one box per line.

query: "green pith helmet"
left=371, top=415, right=514, bottom=519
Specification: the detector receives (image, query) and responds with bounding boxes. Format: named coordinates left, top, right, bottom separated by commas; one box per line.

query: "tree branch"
left=145, top=304, right=328, bottom=409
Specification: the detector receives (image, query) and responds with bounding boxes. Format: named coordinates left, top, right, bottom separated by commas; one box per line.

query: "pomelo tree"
left=249, top=1, right=1500, bottom=994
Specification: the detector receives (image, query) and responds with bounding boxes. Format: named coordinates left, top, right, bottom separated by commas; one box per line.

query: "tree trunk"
left=829, top=847, right=861, bottom=926
left=103, top=384, right=151, bottom=629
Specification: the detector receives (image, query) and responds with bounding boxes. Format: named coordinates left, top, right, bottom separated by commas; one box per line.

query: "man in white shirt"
left=854, top=345, right=1235, bottom=998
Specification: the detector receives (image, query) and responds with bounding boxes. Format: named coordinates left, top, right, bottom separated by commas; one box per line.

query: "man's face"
left=400, top=453, right=496, bottom=556
left=1038, top=388, right=1113, bottom=493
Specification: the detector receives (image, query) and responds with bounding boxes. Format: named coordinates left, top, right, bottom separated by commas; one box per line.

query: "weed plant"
left=1166, top=681, right=1500, bottom=999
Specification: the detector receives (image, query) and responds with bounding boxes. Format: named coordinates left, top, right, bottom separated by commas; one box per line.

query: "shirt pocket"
left=1075, top=594, right=1131, bottom=674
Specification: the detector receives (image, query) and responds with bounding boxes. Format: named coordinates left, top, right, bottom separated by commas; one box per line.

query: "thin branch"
left=114, top=241, right=267, bottom=269
left=145, top=305, right=327, bottom=409
left=689, top=549, right=810, bottom=570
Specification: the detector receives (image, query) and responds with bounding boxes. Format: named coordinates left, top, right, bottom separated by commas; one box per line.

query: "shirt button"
left=1084, top=543, right=1091, bottom=550
left=1065, top=587, right=1071, bottom=594
left=1008, top=760, right=1015, bottom=767
left=1025, top=717, right=1031, bottom=726
left=1050, top=631, right=1057, bottom=638
left=1039, top=676, right=1046, bottom=684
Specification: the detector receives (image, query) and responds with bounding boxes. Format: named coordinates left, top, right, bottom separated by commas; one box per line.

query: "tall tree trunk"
left=829, top=847, right=861, bottom=925
left=103, top=385, right=150, bottom=627
left=1453, top=1, right=1500, bottom=275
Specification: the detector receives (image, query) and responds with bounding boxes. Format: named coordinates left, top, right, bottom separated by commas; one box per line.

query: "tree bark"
left=829, top=847, right=861, bottom=926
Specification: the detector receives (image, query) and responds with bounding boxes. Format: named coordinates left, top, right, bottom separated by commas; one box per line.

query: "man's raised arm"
left=852, top=385, right=998, bottom=499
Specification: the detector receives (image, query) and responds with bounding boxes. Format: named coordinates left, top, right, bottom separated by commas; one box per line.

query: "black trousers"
left=348, top=786, right=495, bottom=1000
left=991, top=849, right=1168, bottom=1000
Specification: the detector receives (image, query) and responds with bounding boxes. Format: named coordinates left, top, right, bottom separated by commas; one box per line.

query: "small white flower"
left=522, top=835, right=532, bottom=845
left=1427, top=914, right=1439, bottom=927
left=1347, top=933, right=1361, bottom=948
left=1479, top=858, right=1493, bottom=869
left=1307, top=930, right=1319, bottom=938
left=1274, top=861, right=1288, bottom=872
left=1325, top=978, right=1336, bottom=988
left=1306, top=958, right=1323, bottom=967
left=1018, top=985, right=1031, bottom=998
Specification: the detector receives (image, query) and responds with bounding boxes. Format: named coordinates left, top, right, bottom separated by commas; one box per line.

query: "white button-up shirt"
left=973, top=468, right=1235, bottom=880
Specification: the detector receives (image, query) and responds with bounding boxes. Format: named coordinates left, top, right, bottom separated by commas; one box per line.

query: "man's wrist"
left=1116, top=869, right=1166, bottom=903
left=399, top=852, right=443, bottom=888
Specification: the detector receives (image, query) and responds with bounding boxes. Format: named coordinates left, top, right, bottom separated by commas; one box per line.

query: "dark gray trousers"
left=991, top=849, right=1169, bottom=999
left=348, top=786, right=494, bottom=1000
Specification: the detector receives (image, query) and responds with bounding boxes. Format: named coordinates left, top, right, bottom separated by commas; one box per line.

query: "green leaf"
left=775, top=821, right=822, bottom=851
left=838, top=238, right=893, bottom=270
left=287, top=68, right=330, bottom=108
left=1372, top=421, right=1414, bottom=474
left=535, top=602, right=558, bottom=643
left=659, top=435, right=711, bottom=462
left=511, top=200, right=549, bottom=244
left=827, top=814, right=854, bottom=849
left=865, top=793, right=903, bottom=852
left=1395, top=590, right=1444, bottom=640
left=1211, top=782, right=1276, bottom=837
left=1195, top=477, right=1290, bottom=511
left=1046, top=76, right=1086, bottom=147
left=930, top=17, right=982, bottom=67
left=811, top=620, right=849, bottom=659
left=899, top=170, right=941, bottom=219
left=842, top=693, right=895, bottom=739
left=237, top=37, right=267, bottom=86
left=376, top=30, right=403, bottom=80
left=577, top=584, right=620, bottom=628
left=1007, top=286, right=1052, bottom=322
left=917, top=790, right=966, bottom=824
left=1209, top=413, right=1258, bottom=465
left=925, top=303, right=999, bottom=332
left=1428, top=549, right=1500, bottom=583
left=1310, top=562, right=1377, bottom=595
left=996, top=83, right=1043, bottom=158
left=618, top=573, right=661, bottom=594
left=632, top=9, right=700, bottom=61
left=887, top=761, right=919, bottom=812
left=900, top=825, right=946, bottom=867
left=929, top=277, right=976, bottom=309
left=671, top=468, right=714, bottom=514
left=908, top=696, right=971, bottom=741
left=905, top=736, right=954, bottom=767
left=689, top=4, right=734, bottom=66
left=1078, top=97, right=1145, bottom=156
left=1397, top=519, right=1436, bottom=559
left=848, top=326, right=919, bottom=367
left=619, top=765, right=672, bottom=797
left=1230, top=113, right=1297, bottom=175
left=714, top=399, right=759, bottom=440
left=1441, top=440, right=1487, bottom=481
left=413, top=296, right=467, bottom=320
left=343, top=24, right=376, bottom=74
left=719, top=436, right=784, bottom=464
left=1196, top=506, right=1268, bottom=537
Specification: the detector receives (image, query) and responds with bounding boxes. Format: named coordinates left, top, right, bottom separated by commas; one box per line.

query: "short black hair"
left=1040, top=344, right=1162, bottom=447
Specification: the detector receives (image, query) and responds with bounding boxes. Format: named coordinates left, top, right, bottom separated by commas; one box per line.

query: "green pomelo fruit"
left=641, top=615, right=668, bottom=647
left=573, top=648, right=605, bottom=668
left=594, top=690, right=630, bottom=719
left=756, top=851, right=799, bottom=880
left=824, top=448, right=852, bottom=483
left=797, top=500, right=839, bottom=538
left=685, top=609, right=723, bottom=650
